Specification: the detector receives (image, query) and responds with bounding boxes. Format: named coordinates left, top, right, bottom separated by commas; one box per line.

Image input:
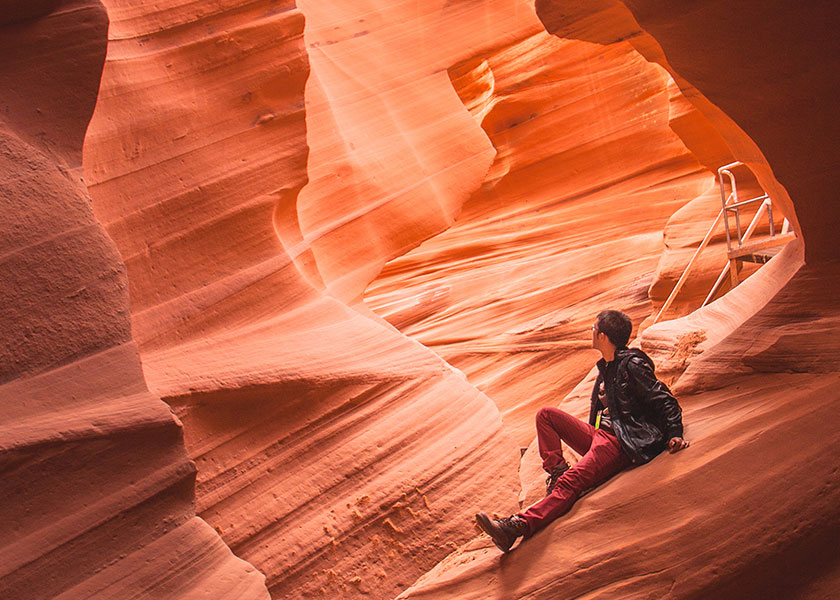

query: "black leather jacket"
left=588, top=347, right=684, bottom=465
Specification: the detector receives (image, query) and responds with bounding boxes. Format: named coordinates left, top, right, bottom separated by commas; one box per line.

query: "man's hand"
left=667, top=437, right=689, bottom=453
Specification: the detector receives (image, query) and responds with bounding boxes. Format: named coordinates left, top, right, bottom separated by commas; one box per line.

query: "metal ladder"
left=652, top=161, right=794, bottom=324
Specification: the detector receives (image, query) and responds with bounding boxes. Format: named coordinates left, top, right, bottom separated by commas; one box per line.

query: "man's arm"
left=626, top=357, right=688, bottom=453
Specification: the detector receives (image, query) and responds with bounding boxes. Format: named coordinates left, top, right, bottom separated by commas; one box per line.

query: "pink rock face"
left=82, top=1, right=520, bottom=598
left=4, top=0, right=838, bottom=599
left=0, top=2, right=268, bottom=599
left=364, top=22, right=733, bottom=445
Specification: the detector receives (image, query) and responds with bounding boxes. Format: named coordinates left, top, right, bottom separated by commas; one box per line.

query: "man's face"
left=592, top=321, right=610, bottom=352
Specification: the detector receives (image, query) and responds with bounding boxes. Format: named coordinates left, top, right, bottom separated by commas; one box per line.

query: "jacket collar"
left=596, top=346, right=632, bottom=373
left=597, top=347, right=654, bottom=375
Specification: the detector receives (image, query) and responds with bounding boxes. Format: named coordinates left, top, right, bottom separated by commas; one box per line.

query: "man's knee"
left=537, top=406, right=571, bottom=425
left=536, top=406, right=556, bottom=425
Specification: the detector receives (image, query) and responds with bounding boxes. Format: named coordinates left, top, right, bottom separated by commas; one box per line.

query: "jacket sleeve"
left=626, top=357, right=684, bottom=440
left=588, top=375, right=602, bottom=427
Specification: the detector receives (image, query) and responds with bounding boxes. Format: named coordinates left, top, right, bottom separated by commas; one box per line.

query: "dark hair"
left=595, top=310, right=632, bottom=348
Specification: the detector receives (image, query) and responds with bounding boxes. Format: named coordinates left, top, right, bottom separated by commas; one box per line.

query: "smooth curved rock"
left=0, top=2, right=268, bottom=599
left=364, top=16, right=724, bottom=445
left=616, top=0, right=838, bottom=264
left=397, top=2, right=840, bottom=598
left=82, top=1, right=521, bottom=598
left=6, top=0, right=838, bottom=598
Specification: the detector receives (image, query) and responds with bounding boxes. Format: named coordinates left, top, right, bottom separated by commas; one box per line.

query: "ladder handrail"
left=737, top=198, right=770, bottom=247
left=652, top=204, right=728, bottom=324
left=719, top=165, right=739, bottom=251
left=654, top=161, right=793, bottom=323
left=725, top=194, right=769, bottom=211
left=701, top=199, right=769, bottom=306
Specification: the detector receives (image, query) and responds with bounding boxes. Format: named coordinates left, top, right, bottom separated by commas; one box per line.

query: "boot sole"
left=475, top=512, right=514, bottom=553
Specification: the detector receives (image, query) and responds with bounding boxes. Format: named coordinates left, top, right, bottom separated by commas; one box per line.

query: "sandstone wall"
left=617, top=0, right=838, bottom=264
left=4, top=0, right=837, bottom=598
left=397, top=2, right=840, bottom=598
left=82, top=1, right=520, bottom=598
left=0, top=2, right=269, bottom=598
left=364, top=24, right=724, bottom=445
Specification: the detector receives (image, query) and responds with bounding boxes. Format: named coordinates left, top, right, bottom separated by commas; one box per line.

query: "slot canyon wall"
left=1, top=2, right=838, bottom=600
left=0, top=2, right=269, bottom=599
left=396, top=1, right=840, bottom=598
left=363, top=14, right=731, bottom=446
left=80, top=1, right=522, bottom=599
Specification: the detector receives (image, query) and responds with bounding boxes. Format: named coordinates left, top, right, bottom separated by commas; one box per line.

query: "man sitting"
left=476, top=309, right=689, bottom=552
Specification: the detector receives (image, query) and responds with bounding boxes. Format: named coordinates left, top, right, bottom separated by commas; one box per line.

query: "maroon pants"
left=519, top=407, right=630, bottom=536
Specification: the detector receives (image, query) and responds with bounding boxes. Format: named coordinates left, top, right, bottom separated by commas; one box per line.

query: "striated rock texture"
left=0, top=2, right=268, bottom=599
left=82, top=1, right=520, bottom=598
left=364, top=13, right=729, bottom=445
left=293, top=0, right=541, bottom=303
left=397, top=2, right=840, bottom=599
left=402, top=252, right=840, bottom=600
left=4, top=0, right=837, bottom=599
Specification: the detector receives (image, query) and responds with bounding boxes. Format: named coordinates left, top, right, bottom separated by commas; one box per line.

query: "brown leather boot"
left=475, top=512, right=529, bottom=552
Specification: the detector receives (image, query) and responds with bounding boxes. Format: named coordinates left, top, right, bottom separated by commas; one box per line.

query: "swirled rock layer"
left=6, top=0, right=837, bottom=598
left=82, top=1, right=521, bottom=598
left=0, top=2, right=268, bottom=599
left=396, top=1, right=840, bottom=598
left=364, top=19, right=724, bottom=445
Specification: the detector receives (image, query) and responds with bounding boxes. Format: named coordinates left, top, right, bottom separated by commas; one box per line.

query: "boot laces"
left=498, top=515, right=526, bottom=534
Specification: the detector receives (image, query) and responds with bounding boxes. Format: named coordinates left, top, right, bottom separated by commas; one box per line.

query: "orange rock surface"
left=396, top=1, right=840, bottom=599
left=2, top=0, right=838, bottom=599
left=0, top=3, right=268, bottom=599
left=81, top=1, right=519, bottom=598
left=364, top=25, right=726, bottom=446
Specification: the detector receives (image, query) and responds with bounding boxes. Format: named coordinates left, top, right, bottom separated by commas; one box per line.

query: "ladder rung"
left=728, top=232, right=796, bottom=259
left=725, top=194, right=769, bottom=210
